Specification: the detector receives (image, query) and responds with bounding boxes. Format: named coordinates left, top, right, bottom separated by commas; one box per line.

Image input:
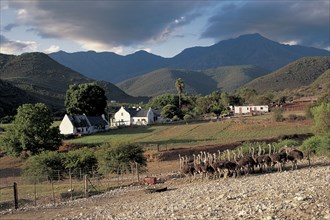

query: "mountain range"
left=49, top=33, right=329, bottom=83
left=0, top=33, right=329, bottom=117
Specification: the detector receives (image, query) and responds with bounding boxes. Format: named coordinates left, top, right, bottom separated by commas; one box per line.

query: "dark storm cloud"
left=8, top=1, right=206, bottom=48
left=201, top=0, right=330, bottom=49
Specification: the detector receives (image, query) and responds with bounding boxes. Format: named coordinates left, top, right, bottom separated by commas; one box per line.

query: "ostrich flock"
left=179, top=144, right=304, bottom=180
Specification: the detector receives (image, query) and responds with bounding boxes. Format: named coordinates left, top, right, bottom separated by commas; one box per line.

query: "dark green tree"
left=2, top=103, right=62, bottom=156
left=65, top=83, right=107, bottom=116
left=161, top=104, right=179, bottom=119
left=148, top=93, right=179, bottom=109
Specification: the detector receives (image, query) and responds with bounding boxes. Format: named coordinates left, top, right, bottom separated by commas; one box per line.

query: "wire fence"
left=0, top=167, right=142, bottom=211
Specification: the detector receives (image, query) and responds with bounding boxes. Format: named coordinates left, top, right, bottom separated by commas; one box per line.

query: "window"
left=260, top=107, right=263, bottom=110
left=121, top=113, right=124, bottom=116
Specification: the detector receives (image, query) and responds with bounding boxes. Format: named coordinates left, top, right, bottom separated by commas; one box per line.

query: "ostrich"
left=286, top=148, right=304, bottom=170
left=268, top=144, right=286, bottom=172
left=234, top=148, right=256, bottom=175
left=180, top=155, right=195, bottom=182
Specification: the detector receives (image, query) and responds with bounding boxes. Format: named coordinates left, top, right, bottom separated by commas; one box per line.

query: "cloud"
left=201, top=1, right=330, bottom=49
left=7, top=1, right=206, bottom=50
left=44, top=45, right=60, bottom=53
left=0, top=35, right=38, bottom=54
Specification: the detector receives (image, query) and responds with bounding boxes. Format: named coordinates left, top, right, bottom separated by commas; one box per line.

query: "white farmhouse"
left=112, top=106, right=155, bottom=127
left=59, top=114, right=109, bottom=135
left=233, top=105, right=269, bottom=114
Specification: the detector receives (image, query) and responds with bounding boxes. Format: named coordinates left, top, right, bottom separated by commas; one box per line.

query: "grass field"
left=66, top=116, right=312, bottom=150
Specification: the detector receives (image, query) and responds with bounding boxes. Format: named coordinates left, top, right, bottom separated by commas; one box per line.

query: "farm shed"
left=233, top=105, right=269, bottom=114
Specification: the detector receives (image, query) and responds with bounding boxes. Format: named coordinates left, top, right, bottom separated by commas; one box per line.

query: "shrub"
left=301, top=135, right=330, bottom=157
left=310, top=102, right=330, bottom=134
left=63, top=147, right=97, bottom=175
left=274, top=139, right=299, bottom=149
left=96, top=142, right=147, bottom=175
left=272, top=107, right=284, bottom=122
left=23, top=151, right=65, bottom=182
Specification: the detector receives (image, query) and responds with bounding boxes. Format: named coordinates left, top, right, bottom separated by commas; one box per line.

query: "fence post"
left=13, top=182, right=18, bottom=209
left=51, top=179, right=56, bottom=205
left=34, top=181, right=37, bottom=206
left=84, top=175, right=89, bottom=198
left=69, top=169, right=73, bottom=201
left=135, top=162, right=140, bottom=182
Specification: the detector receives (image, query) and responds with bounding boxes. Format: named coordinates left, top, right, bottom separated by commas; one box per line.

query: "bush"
left=272, top=107, right=284, bottom=122
left=287, top=114, right=306, bottom=122
left=274, top=139, right=299, bottom=151
left=96, top=142, right=147, bottom=175
left=301, top=135, right=330, bottom=157
left=183, top=113, right=193, bottom=122
left=310, top=102, right=330, bottom=134
left=23, top=151, right=65, bottom=182
left=63, top=147, right=97, bottom=175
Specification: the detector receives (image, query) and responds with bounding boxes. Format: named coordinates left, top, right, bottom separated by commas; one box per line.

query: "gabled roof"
left=126, top=108, right=149, bottom=117
left=68, top=115, right=90, bottom=127
left=67, top=114, right=108, bottom=128
left=87, top=116, right=108, bottom=126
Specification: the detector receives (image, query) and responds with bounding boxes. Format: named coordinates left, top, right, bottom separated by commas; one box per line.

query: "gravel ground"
left=1, top=158, right=330, bottom=220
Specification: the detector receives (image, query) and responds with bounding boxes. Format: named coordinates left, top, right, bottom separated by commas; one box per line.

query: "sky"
left=0, top=0, right=329, bottom=58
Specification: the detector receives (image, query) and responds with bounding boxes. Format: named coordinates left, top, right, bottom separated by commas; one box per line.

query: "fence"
left=0, top=167, right=142, bottom=211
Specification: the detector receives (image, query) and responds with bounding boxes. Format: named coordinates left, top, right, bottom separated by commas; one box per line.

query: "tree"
left=2, top=103, right=62, bottom=156
left=310, top=102, right=330, bottom=134
left=148, top=93, right=179, bottom=110
left=175, top=78, right=185, bottom=108
left=161, top=104, right=179, bottom=119
left=65, top=83, right=107, bottom=116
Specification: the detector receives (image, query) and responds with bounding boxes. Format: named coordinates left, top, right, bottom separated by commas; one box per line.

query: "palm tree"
left=175, top=78, right=185, bottom=107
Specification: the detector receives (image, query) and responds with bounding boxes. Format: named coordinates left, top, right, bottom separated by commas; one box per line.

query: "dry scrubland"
left=1, top=157, right=329, bottom=220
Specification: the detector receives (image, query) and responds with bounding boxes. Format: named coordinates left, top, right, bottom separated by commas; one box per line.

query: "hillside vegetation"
left=0, top=53, right=148, bottom=114
left=204, top=65, right=269, bottom=92
left=117, top=65, right=268, bottom=96
left=117, top=68, right=218, bottom=96
left=244, top=56, right=330, bottom=93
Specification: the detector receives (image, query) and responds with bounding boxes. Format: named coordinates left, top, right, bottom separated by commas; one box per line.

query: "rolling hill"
left=0, top=52, right=148, bottom=115
left=204, top=65, right=269, bottom=92
left=244, top=56, right=330, bottom=93
left=117, top=68, right=218, bottom=96
left=117, top=65, right=269, bottom=96
left=49, top=33, right=329, bottom=83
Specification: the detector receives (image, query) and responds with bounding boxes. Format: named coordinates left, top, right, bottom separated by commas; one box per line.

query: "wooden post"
left=13, top=182, right=18, bottom=209
left=84, top=175, right=89, bottom=198
left=51, top=179, right=56, bottom=205
left=135, top=162, right=140, bottom=182
left=69, top=169, right=73, bottom=201
left=34, top=181, right=37, bottom=206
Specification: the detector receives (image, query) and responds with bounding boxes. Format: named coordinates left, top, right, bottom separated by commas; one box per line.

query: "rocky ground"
left=1, top=157, right=330, bottom=220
